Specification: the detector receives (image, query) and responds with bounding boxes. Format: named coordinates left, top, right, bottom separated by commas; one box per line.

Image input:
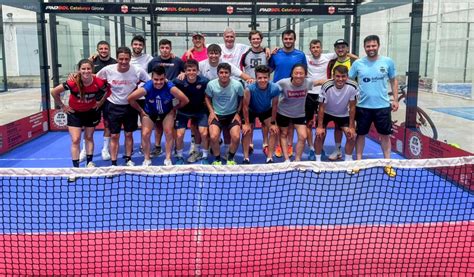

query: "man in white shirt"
left=97, top=46, right=150, bottom=166
left=305, top=39, right=337, bottom=160
left=315, top=65, right=358, bottom=164
left=219, top=27, right=250, bottom=68
left=130, top=35, right=153, bottom=71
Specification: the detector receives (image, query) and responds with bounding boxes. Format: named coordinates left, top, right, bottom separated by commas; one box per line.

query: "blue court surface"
left=0, top=129, right=403, bottom=168
left=430, top=107, right=474, bottom=121
left=0, top=130, right=472, bottom=276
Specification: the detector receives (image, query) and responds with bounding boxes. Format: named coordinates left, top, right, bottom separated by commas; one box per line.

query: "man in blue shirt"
left=205, top=63, right=244, bottom=165
left=268, top=29, right=307, bottom=158
left=268, top=29, right=307, bottom=82
left=128, top=66, right=189, bottom=166
left=242, top=65, right=280, bottom=164
left=173, top=59, right=211, bottom=165
left=349, top=35, right=399, bottom=177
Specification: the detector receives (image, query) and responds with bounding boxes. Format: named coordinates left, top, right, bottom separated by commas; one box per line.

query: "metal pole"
left=405, top=0, right=424, bottom=129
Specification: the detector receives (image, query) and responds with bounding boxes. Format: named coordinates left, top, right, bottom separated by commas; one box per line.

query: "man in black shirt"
left=92, top=40, right=117, bottom=74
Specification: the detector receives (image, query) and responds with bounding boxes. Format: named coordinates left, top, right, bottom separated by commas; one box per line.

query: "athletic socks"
left=228, top=151, right=236, bottom=161
left=72, top=159, right=79, bottom=168
left=103, top=137, right=110, bottom=150
left=315, top=155, right=322, bottom=162
left=86, top=155, right=93, bottom=164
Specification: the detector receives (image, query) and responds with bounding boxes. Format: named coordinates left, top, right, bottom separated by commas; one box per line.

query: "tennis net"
left=0, top=157, right=473, bottom=275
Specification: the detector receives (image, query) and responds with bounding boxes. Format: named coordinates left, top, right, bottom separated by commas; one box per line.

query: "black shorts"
left=322, top=113, right=349, bottom=128
left=106, top=102, right=138, bottom=134
left=305, top=93, right=319, bottom=121
left=147, top=110, right=173, bottom=123
left=67, top=109, right=101, bottom=128
left=242, top=108, right=272, bottom=125
left=276, top=113, right=306, bottom=128
left=211, top=113, right=240, bottom=130
left=356, top=106, right=392, bottom=136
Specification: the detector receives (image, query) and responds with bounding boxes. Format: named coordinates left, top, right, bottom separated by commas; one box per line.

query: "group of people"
left=51, top=27, right=398, bottom=177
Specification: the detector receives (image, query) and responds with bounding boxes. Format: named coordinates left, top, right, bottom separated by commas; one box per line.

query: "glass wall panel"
left=0, top=4, right=42, bottom=125
left=420, top=0, right=474, bottom=153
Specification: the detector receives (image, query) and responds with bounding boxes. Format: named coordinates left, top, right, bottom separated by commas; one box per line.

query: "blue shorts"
left=175, top=111, right=208, bottom=129
left=356, top=106, right=392, bottom=135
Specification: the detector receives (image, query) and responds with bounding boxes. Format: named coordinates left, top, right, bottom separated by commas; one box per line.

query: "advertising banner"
left=0, top=111, right=49, bottom=155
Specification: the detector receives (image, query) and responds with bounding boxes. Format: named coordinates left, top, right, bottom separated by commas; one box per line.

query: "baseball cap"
left=192, top=32, right=204, bottom=38
left=334, top=39, right=349, bottom=47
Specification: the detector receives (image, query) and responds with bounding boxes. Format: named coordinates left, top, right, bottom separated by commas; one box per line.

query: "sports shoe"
left=263, top=145, right=269, bottom=157
left=211, top=160, right=222, bottom=166
left=79, top=148, right=86, bottom=162
left=125, top=160, right=135, bottom=167
left=101, top=148, right=111, bottom=161
left=249, top=144, right=254, bottom=155
left=187, top=151, right=203, bottom=163
left=227, top=159, right=237, bottom=165
left=67, top=176, right=77, bottom=182
left=274, top=146, right=283, bottom=158
left=188, top=143, right=196, bottom=155
left=175, top=157, right=185, bottom=165
left=328, top=148, right=342, bottom=161
left=308, top=149, right=316, bottom=161
left=164, top=159, right=172, bottom=166
left=284, top=159, right=291, bottom=164
left=86, top=161, right=96, bottom=168
left=384, top=166, right=397, bottom=177
left=242, top=158, right=250, bottom=164
left=266, top=158, right=273, bottom=164
left=287, top=145, right=294, bottom=158
left=151, top=146, right=162, bottom=157
left=142, top=159, right=152, bottom=167
left=200, top=158, right=210, bottom=165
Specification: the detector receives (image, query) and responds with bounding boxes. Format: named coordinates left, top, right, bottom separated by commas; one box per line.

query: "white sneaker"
left=67, top=175, right=77, bottom=182
left=328, top=148, right=342, bottom=161
left=101, top=148, right=111, bottom=161
left=86, top=161, right=96, bottom=168
left=126, top=160, right=135, bottom=166
left=79, top=148, right=86, bottom=162
left=164, top=159, right=172, bottom=166
left=142, top=159, right=152, bottom=167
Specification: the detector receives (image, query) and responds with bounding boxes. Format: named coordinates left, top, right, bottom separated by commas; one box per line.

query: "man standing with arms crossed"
left=349, top=35, right=399, bottom=177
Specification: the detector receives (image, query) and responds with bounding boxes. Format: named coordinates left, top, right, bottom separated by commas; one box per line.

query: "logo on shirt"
left=363, top=77, right=371, bottom=83
left=287, top=90, right=306, bottom=98
left=250, top=58, right=262, bottom=68
left=379, top=66, right=387, bottom=74
left=196, top=84, right=202, bottom=89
